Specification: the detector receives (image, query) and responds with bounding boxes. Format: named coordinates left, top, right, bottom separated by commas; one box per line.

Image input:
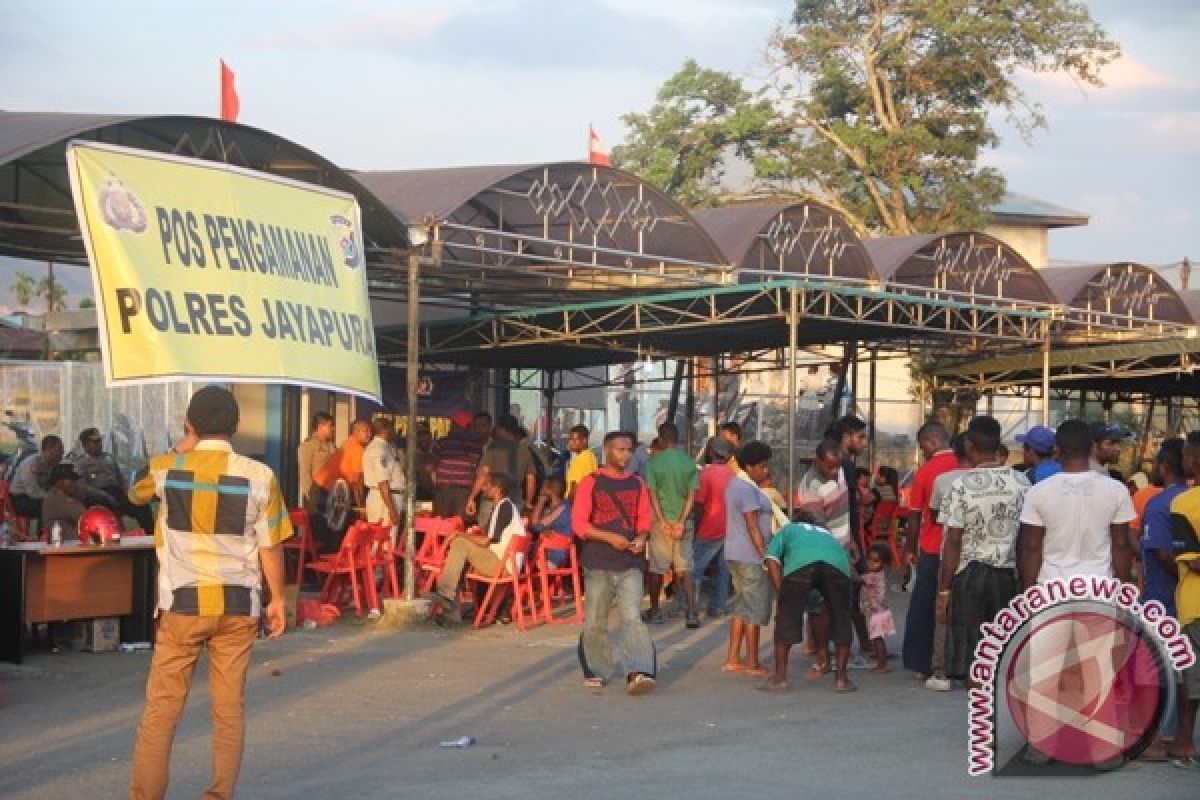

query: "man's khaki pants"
left=437, top=537, right=501, bottom=596
left=130, top=611, right=258, bottom=800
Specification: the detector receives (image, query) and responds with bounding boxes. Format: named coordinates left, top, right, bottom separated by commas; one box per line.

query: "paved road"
left=0, top=596, right=1191, bottom=799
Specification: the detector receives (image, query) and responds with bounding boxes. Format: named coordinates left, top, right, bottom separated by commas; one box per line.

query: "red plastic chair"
left=534, top=534, right=584, bottom=625
left=284, top=509, right=321, bottom=586
left=863, top=500, right=902, bottom=568
left=0, top=480, right=32, bottom=541
left=465, top=533, right=537, bottom=631
left=365, top=522, right=403, bottom=602
left=307, top=521, right=375, bottom=616
left=415, top=516, right=462, bottom=594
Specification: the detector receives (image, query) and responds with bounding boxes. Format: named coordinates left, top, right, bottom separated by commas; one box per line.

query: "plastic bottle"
left=439, top=736, right=476, bottom=748
left=50, top=522, right=63, bottom=547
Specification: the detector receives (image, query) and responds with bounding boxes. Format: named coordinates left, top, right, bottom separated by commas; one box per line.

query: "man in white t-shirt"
left=1019, top=419, right=1136, bottom=586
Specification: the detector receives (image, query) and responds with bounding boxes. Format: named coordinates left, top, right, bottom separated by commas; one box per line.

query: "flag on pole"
left=588, top=125, right=610, bottom=166
left=220, top=59, right=240, bottom=123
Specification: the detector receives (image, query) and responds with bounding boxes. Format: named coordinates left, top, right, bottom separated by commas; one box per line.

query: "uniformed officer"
left=362, top=417, right=407, bottom=541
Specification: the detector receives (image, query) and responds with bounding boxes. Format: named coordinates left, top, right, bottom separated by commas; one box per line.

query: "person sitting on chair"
left=73, top=428, right=155, bottom=534
left=41, top=462, right=86, bottom=541
left=10, top=434, right=63, bottom=522
left=429, top=473, right=525, bottom=622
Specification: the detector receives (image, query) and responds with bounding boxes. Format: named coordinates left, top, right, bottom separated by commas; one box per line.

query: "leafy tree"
left=612, top=59, right=779, bottom=208
left=618, top=1, right=1119, bottom=235
left=36, top=274, right=66, bottom=312
left=77, top=296, right=95, bottom=310
left=10, top=271, right=35, bottom=308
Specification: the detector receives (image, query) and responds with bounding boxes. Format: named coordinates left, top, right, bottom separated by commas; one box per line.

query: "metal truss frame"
left=377, top=279, right=1053, bottom=366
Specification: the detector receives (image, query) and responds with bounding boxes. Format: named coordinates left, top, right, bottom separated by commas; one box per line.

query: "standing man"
left=1015, top=425, right=1060, bottom=484
left=430, top=410, right=485, bottom=519
left=466, top=414, right=535, bottom=524
left=901, top=421, right=957, bottom=679
left=937, top=416, right=1029, bottom=688
left=73, top=427, right=156, bottom=534
left=722, top=441, right=776, bottom=678
left=1019, top=419, right=1135, bottom=587
left=1090, top=421, right=1128, bottom=476
left=644, top=422, right=700, bottom=627
left=1168, top=433, right=1200, bottom=767
left=10, top=434, right=63, bottom=521
left=128, top=386, right=291, bottom=800
left=564, top=424, right=598, bottom=499
left=296, top=411, right=335, bottom=516
left=1142, top=439, right=1189, bottom=618
left=830, top=414, right=872, bottom=664
left=572, top=431, right=657, bottom=695
left=362, top=418, right=407, bottom=537
left=693, top=437, right=736, bottom=618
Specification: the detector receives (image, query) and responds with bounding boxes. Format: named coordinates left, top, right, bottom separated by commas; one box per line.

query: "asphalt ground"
left=0, top=586, right=1193, bottom=799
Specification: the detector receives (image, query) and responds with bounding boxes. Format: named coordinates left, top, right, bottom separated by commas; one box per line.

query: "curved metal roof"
left=1040, top=263, right=1193, bottom=324
left=864, top=232, right=1056, bottom=305
left=0, top=111, right=409, bottom=265
left=691, top=202, right=875, bottom=283
left=356, top=162, right=730, bottom=308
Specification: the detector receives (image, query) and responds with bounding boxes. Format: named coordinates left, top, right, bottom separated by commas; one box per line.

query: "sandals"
left=583, top=676, right=606, bottom=689
left=1170, top=756, right=1200, bottom=770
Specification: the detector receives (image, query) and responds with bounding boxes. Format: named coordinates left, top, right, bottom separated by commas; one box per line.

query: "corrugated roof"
left=0, top=111, right=409, bottom=264
left=1041, top=263, right=1194, bottom=324
left=864, top=233, right=1056, bottom=304
left=353, top=164, right=534, bottom=222
left=692, top=202, right=875, bottom=282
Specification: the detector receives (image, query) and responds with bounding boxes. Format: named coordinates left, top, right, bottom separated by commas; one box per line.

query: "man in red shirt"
left=572, top=431, right=657, bottom=695
left=693, top=437, right=737, bottom=617
left=901, top=420, right=956, bottom=678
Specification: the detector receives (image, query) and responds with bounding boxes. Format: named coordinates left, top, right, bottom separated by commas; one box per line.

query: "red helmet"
left=78, top=506, right=122, bottom=544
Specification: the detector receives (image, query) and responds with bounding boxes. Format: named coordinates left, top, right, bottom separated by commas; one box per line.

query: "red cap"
left=450, top=410, right=473, bottom=429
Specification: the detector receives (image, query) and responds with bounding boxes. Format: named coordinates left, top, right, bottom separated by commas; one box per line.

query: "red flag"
left=220, top=59, right=240, bottom=122
left=588, top=124, right=610, bottom=166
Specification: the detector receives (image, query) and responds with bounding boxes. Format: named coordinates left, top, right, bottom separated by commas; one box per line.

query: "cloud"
left=1075, top=191, right=1145, bottom=234
left=1148, top=111, right=1200, bottom=136
left=1028, top=54, right=1183, bottom=93
left=259, top=6, right=457, bottom=49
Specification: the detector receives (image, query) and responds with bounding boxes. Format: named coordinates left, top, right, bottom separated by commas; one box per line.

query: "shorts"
left=647, top=519, right=694, bottom=575
left=729, top=561, right=773, bottom=627
left=1184, top=620, right=1200, bottom=701
left=775, top=562, right=853, bottom=646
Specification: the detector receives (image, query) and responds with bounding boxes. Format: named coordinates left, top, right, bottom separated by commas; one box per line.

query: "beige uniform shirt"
left=363, top=437, right=407, bottom=524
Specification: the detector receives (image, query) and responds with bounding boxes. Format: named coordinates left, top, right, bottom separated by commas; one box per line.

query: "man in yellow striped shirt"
left=129, top=386, right=292, bottom=800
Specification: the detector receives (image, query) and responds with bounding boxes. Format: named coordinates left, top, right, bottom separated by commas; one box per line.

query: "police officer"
left=362, top=417, right=407, bottom=540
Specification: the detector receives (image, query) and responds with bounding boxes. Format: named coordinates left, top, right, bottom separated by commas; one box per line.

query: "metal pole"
left=868, top=347, right=877, bottom=468
left=685, top=358, right=696, bottom=457
left=787, top=287, right=798, bottom=516
left=1041, top=335, right=1050, bottom=427
left=403, top=252, right=420, bottom=600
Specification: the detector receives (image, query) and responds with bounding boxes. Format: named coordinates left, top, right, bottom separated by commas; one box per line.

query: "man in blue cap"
left=1016, top=425, right=1060, bottom=484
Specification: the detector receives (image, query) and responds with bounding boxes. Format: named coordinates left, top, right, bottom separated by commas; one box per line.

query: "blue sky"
left=1, top=0, right=1197, bottom=307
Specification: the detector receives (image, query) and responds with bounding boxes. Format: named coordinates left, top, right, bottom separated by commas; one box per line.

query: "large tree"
left=612, top=59, right=779, bottom=208
left=9, top=271, right=35, bottom=308
left=617, top=0, right=1119, bottom=235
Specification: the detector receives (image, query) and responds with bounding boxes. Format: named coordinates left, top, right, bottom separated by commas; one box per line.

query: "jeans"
left=130, top=611, right=259, bottom=800
left=691, top=538, right=730, bottom=613
left=578, top=568, right=656, bottom=681
left=902, top=552, right=940, bottom=674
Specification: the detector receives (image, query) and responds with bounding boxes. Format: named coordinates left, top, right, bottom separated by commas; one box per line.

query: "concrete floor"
left=0, top=591, right=1193, bottom=799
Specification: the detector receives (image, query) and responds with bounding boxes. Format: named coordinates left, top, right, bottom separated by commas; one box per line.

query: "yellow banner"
left=66, top=141, right=380, bottom=400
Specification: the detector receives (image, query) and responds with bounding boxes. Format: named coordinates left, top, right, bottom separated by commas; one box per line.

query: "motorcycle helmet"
left=78, top=506, right=122, bottom=545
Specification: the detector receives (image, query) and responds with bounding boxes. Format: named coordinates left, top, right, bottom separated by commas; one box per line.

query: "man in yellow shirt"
left=1169, top=433, right=1200, bottom=768
left=565, top=424, right=598, bottom=500
left=129, top=386, right=292, bottom=799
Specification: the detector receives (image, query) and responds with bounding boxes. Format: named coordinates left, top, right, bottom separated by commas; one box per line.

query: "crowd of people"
left=8, top=426, right=157, bottom=540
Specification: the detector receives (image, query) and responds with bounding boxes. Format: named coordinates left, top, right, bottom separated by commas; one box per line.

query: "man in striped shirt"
left=128, top=386, right=292, bottom=800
